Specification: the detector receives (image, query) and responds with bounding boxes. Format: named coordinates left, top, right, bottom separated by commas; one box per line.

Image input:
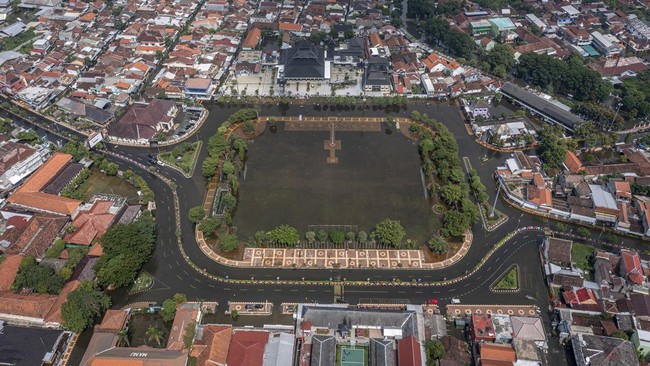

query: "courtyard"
left=232, top=121, right=436, bottom=244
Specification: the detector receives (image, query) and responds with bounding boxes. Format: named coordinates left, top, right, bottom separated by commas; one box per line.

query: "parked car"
left=427, top=299, right=438, bottom=305
left=245, top=304, right=254, bottom=310
left=451, top=298, right=461, bottom=304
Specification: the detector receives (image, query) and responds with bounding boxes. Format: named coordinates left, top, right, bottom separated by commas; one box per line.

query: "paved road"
left=12, top=101, right=649, bottom=366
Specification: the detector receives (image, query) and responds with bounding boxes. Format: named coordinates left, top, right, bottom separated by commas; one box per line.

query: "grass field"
left=78, top=168, right=140, bottom=201
left=571, top=242, right=594, bottom=279
left=493, top=265, right=519, bottom=290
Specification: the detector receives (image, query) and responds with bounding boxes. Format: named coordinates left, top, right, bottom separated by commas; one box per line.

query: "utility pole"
left=490, top=180, right=502, bottom=218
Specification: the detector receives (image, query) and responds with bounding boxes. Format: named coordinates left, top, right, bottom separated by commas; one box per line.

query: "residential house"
left=108, top=99, right=178, bottom=142
left=571, top=334, right=639, bottom=366
left=7, top=153, right=81, bottom=216
left=184, top=78, right=214, bottom=100
left=469, top=100, right=490, bottom=119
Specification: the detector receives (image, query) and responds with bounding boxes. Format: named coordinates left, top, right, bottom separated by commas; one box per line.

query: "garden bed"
left=158, top=141, right=202, bottom=176
left=491, top=265, right=519, bottom=291
left=128, top=312, right=171, bottom=348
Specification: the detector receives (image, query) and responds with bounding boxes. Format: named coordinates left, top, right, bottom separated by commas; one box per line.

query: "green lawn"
left=158, top=141, right=201, bottom=175
left=129, top=271, right=154, bottom=293
left=571, top=242, right=594, bottom=278
left=493, top=266, right=519, bottom=290
left=77, top=168, right=139, bottom=201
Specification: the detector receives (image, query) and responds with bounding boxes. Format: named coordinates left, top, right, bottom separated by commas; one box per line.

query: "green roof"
left=489, top=17, right=516, bottom=30
left=582, top=45, right=600, bottom=56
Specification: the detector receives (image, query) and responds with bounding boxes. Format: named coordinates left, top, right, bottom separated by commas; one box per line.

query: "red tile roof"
left=64, top=200, right=116, bottom=246
left=279, top=22, right=302, bottom=31
left=480, top=343, right=516, bottom=365
left=167, top=304, right=200, bottom=351
left=397, top=336, right=422, bottom=366
left=242, top=28, right=261, bottom=49
left=563, top=288, right=598, bottom=306
left=1, top=213, right=68, bottom=258
left=0, top=290, right=58, bottom=320
left=0, top=254, right=23, bottom=291
left=45, top=280, right=81, bottom=323
left=96, top=309, right=129, bottom=333
left=7, top=153, right=81, bottom=215
left=193, top=325, right=232, bottom=366
left=564, top=151, right=583, bottom=173
left=227, top=330, right=269, bottom=366
left=621, top=250, right=644, bottom=285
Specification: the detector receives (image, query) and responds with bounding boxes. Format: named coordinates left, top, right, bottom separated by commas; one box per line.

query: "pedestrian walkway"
left=446, top=304, right=538, bottom=319
left=197, top=229, right=472, bottom=270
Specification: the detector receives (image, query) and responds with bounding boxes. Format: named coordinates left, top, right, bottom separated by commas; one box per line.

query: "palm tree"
left=146, top=326, right=163, bottom=347
left=117, top=330, right=130, bottom=347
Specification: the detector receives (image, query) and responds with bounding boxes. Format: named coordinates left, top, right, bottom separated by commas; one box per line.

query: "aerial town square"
left=3, top=0, right=650, bottom=365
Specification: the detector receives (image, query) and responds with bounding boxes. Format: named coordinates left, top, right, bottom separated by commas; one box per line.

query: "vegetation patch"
left=129, top=271, right=154, bottom=293
left=572, top=242, right=595, bottom=279
left=158, top=141, right=201, bottom=175
left=491, top=265, right=519, bottom=291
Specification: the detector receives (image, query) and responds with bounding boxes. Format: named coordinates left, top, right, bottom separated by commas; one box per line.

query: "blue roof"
left=582, top=45, right=601, bottom=57
left=489, top=17, right=516, bottom=30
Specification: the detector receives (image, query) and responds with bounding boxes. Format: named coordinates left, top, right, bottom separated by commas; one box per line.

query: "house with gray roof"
left=370, top=338, right=396, bottom=366
left=571, top=334, right=639, bottom=366
left=0, top=22, right=26, bottom=37
left=311, top=335, right=335, bottom=366
left=500, top=82, right=585, bottom=131
left=280, top=41, right=328, bottom=80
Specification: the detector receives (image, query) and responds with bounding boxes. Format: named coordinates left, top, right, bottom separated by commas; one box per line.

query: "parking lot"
left=227, top=301, right=273, bottom=315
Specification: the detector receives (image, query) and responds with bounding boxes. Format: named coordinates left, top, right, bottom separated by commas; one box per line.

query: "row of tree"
left=202, top=108, right=257, bottom=178
left=414, top=113, right=479, bottom=237
left=252, top=219, right=407, bottom=247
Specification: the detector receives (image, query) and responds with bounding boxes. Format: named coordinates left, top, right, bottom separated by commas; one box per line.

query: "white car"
left=451, top=298, right=461, bottom=304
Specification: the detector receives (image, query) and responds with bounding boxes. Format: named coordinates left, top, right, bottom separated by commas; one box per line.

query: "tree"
left=440, top=185, right=463, bottom=206
left=316, top=230, right=328, bottom=242
left=305, top=231, right=316, bottom=243
left=222, top=193, right=237, bottom=210
left=188, top=206, right=206, bottom=224
left=357, top=231, right=368, bottom=243
left=428, top=236, right=448, bottom=254
left=255, top=231, right=267, bottom=245
left=538, top=125, right=569, bottom=173
left=443, top=210, right=471, bottom=237
left=147, top=326, right=164, bottom=347
left=611, top=330, right=629, bottom=341
left=202, top=156, right=219, bottom=177
left=199, top=217, right=220, bottom=237
left=117, top=330, right=130, bottom=347
left=219, top=234, right=239, bottom=252
left=12, top=258, right=64, bottom=294
left=267, top=225, right=300, bottom=246
left=555, top=222, right=568, bottom=231
left=231, top=309, right=239, bottom=320
left=576, top=227, right=591, bottom=236
left=346, top=231, right=356, bottom=241
left=161, top=299, right=178, bottom=322
left=329, top=230, right=345, bottom=244
left=95, top=213, right=155, bottom=288
left=161, top=293, right=187, bottom=322
left=223, top=161, right=235, bottom=175
left=425, top=339, right=445, bottom=364
left=372, top=219, right=406, bottom=247
left=61, top=281, right=111, bottom=333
